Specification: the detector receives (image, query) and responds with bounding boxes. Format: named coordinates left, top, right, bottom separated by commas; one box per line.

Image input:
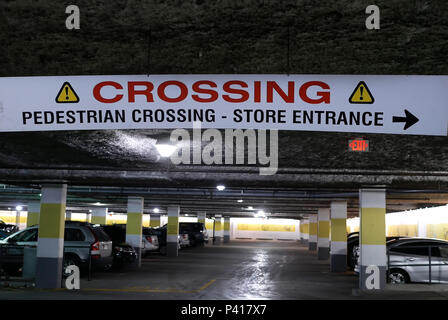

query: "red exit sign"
left=348, top=139, right=369, bottom=152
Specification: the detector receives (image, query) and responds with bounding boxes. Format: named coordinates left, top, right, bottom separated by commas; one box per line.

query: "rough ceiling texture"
left=0, top=0, right=448, bottom=191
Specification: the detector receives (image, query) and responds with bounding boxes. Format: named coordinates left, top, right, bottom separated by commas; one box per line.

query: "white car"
left=142, top=232, right=159, bottom=256
left=179, top=233, right=190, bottom=248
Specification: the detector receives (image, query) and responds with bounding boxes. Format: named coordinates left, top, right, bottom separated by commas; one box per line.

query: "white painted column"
left=359, top=188, right=387, bottom=290
left=36, top=184, right=67, bottom=288
left=317, top=208, right=330, bottom=260
left=167, top=206, right=180, bottom=257
left=330, top=201, right=347, bottom=272
left=309, top=215, right=318, bottom=251
left=126, top=197, right=144, bottom=268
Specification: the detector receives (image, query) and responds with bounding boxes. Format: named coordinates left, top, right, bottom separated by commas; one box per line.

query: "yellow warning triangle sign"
left=349, top=81, right=374, bottom=104
left=55, top=82, right=80, bottom=103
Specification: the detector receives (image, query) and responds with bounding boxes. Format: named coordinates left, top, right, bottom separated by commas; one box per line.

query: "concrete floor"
left=1, top=240, right=448, bottom=299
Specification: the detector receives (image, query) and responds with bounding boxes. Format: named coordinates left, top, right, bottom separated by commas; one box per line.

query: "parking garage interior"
left=2, top=0, right=448, bottom=306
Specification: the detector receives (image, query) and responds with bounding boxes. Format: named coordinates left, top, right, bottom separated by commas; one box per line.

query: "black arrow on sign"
left=392, top=109, right=419, bottom=130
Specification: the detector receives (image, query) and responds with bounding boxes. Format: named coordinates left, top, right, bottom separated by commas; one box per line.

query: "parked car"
left=142, top=227, right=160, bottom=256
left=0, top=220, right=19, bottom=234
left=0, top=221, right=113, bottom=275
left=107, top=224, right=151, bottom=255
left=0, top=230, right=10, bottom=240
left=385, top=238, right=448, bottom=284
left=348, top=235, right=407, bottom=271
left=151, top=225, right=181, bottom=255
left=179, top=222, right=209, bottom=247
left=101, top=225, right=138, bottom=269
left=179, top=233, right=190, bottom=247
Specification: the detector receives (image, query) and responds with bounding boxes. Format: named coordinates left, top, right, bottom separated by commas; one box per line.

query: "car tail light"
left=91, top=241, right=100, bottom=252
left=146, top=236, right=152, bottom=243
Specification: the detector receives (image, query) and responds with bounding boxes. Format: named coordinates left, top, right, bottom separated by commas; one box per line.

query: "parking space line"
left=56, top=279, right=218, bottom=294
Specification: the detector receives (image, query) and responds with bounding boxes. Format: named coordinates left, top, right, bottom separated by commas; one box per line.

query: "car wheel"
left=388, top=269, right=410, bottom=284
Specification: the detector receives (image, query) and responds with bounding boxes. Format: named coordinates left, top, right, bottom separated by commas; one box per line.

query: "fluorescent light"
left=16, top=205, right=23, bottom=211
left=155, top=144, right=177, bottom=157
left=237, top=199, right=243, bottom=203
left=254, top=210, right=267, bottom=218
left=93, top=202, right=102, bottom=206
left=216, top=185, right=226, bottom=191
left=153, top=208, right=160, bottom=213
left=247, top=206, right=254, bottom=210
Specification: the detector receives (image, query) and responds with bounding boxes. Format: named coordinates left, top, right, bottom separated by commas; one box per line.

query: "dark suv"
left=0, top=221, right=113, bottom=275
left=179, top=222, right=208, bottom=247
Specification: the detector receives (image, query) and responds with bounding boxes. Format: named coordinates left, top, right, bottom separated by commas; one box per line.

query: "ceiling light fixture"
left=155, top=144, right=177, bottom=157
left=216, top=185, right=226, bottom=191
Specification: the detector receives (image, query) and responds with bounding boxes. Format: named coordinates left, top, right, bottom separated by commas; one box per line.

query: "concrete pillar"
left=309, top=215, right=317, bottom=251
left=91, top=207, right=108, bottom=225
left=223, top=216, right=230, bottom=243
left=36, top=184, right=67, bottom=289
left=150, top=213, right=161, bottom=227
left=359, top=188, right=386, bottom=290
left=126, top=197, right=143, bottom=268
left=27, top=202, right=40, bottom=227
left=197, top=211, right=206, bottom=225
left=330, top=201, right=347, bottom=272
left=214, top=215, right=223, bottom=245
left=167, top=206, right=180, bottom=257
left=15, top=209, right=21, bottom=227
left=317, top=208, right=330, bottom=260
left=300, top=219, right=309, bottom=244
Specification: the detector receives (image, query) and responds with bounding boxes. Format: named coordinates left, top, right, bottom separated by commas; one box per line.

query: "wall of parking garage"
left=347, top=205, right=448, bottom=241
left=229, top=218, right=300, bottom=241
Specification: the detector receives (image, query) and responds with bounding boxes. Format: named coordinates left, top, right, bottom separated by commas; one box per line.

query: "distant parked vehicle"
left=179, top=233, right=190, bottom=247
left=386, top=238, right=448, bottom=284
left=0, top=221, right=113, bottom=275
left=142, top=228, right=160, bottom=256
left=179, top=222, right=209, bottom=247
left=0, top=220, right=19, bottom=234
left=152, top=225, right=181, bottom=255
left=106, top=224, right=149, bottom=255
left=101, top=225, right=138, bottom=269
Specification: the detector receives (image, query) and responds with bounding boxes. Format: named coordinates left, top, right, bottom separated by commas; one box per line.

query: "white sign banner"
left=0, top=74, right=447, bottom=135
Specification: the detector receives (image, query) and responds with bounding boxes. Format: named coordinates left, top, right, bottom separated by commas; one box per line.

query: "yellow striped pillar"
left=197, top=211, right=206, bottom=225
left=223, top=216, right=230, bottom=243
left=149, top=213, right=161, bottom=227
left=309, top=215, right=318, bottom=251
left=36, top=184, right=67, bottom=289
left=91, top=207, right=108, bottom=225
left=167, top=206, right=180, bottom=257
left=300, top=219, right=309, bottom=245
left=214, top=214, right=223, bottom=245
left=317, top=208, right=330, bottom=260
left=330, top=201, right=347, bottom=272
left=359, top=188, right=386, bottom=290
left=27, top=202, right=40, bottom=227
left=126, top=197, right=144, bottom=267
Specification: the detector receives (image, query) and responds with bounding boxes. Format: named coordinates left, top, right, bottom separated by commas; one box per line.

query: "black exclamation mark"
left=65, top=86, right=69, bottom=100
left=359, top=86, right=364, bottom=101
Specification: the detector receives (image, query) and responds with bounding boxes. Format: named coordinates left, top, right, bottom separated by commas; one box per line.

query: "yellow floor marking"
left=59, top=279, right=218, bottom=294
